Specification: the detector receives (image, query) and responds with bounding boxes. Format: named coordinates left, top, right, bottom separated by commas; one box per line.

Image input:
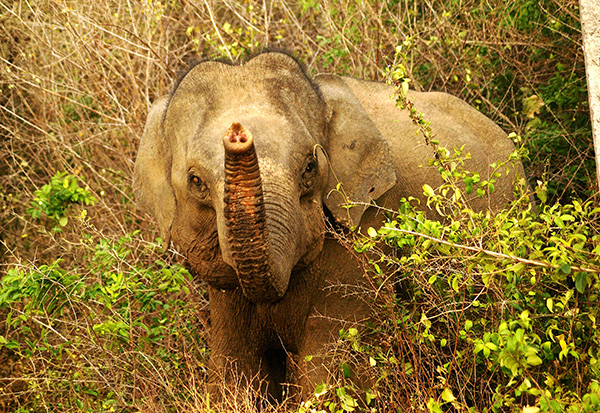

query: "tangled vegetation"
left=0, top=0, right=597, bottom=411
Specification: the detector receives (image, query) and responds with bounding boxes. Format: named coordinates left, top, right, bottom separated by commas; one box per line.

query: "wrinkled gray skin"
left=134, top=52, right=524, bottom=401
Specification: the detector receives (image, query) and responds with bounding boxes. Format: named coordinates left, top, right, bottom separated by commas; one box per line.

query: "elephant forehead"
left=182, top=109, right=287, bottom=158
left=208, top=111, right=313, bottom=155
left=212, top=105, right=290, bottom=129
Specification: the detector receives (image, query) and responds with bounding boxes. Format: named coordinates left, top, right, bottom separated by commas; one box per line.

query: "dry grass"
left=0, top=0, right=591, bottom=411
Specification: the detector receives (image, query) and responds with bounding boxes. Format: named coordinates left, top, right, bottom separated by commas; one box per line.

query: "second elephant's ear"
left=315, top=74, right=397, bottom=228
left=133, top=95, right=175, bottom=245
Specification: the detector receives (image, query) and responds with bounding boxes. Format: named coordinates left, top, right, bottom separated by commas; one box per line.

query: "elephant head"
left=134, top=52, right=396, bottom=303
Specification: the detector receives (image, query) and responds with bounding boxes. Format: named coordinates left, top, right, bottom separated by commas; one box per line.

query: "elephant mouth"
left=222, top=123, right=291, bottom=303
left=186, top=260, right=239, bottom=290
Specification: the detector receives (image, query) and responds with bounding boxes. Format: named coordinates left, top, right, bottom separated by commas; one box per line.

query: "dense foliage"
left=0, top=0, right=596, bottom=411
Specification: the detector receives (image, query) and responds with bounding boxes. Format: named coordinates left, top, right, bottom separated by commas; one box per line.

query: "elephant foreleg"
left=295, top=315, right=341, bottom=398
left=207, top=288, right=282, bottom=405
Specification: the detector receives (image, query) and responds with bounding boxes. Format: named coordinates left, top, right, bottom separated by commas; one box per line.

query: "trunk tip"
left=224, top=122, right=253, bottom=154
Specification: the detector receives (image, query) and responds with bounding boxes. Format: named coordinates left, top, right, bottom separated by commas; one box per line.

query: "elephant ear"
left=133, top=95, right=175, bottom=245
left=315, top=74, right=397, bottom=228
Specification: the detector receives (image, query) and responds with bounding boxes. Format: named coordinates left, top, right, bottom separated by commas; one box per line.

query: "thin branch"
left=381, top=226, right=600, bottom=274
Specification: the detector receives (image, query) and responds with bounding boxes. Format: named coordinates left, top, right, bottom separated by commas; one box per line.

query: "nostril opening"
left=369, top=187, right=375, bottom=193
left=223, top=123, right=253, bottom=154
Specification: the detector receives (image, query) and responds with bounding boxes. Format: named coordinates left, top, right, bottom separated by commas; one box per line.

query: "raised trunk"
left=223, top=123, right=289, bottom=303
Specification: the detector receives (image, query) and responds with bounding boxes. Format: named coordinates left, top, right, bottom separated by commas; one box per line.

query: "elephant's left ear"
left=315, top=74, right=397, bottom=228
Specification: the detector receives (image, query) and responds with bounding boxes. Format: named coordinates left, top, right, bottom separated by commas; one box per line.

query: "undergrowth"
left=353, top=192, right=600, bottom=412
left=0, top=0, right=596, bottom=411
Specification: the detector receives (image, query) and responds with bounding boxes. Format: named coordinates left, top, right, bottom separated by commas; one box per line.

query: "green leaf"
left=367, top=227, right=378, bottom=238
left=426, top=398, right=444, bottom=413
left=575, top=272, right=588, bottom=294
left=465, top=181, right=473, bottom=194
left=423, top=184, right=435, bottom=197
left=336, top=386, right=358, bottom=411
left=313, top=383, right=327, bottom=396
left=341, top=362, right=351, bottom=378
left=441, top=388, right=456, bottom=402
left=464, top=319, right=473, bottom=331
left=5, top=340, right=20, bottom=350
left=486, top=342, right=498, bottom=351
left=546, top=298, right=554, bottom=312
left=401, top=80, right=409, bottom=96
left=58, top=216, right=68, bottom=227
left=526, top=354, right=543, bottom=367
left=451, top=276, right=459, bottom=292
left=365, top=388, right=377, bottom=405
left=559, top=264, right=571, bottom=275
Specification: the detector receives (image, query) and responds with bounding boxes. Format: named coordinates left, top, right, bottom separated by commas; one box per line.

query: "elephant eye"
left=301, top=156, right=318, bottom=193
left=190, top=175, right=202, bottom=186
left=189, top=174, right=210, bottom=201
left=305, top=158, right=317, bottom=174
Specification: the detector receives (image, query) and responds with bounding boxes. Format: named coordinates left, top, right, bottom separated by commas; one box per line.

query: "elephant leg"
left=207, top=345, right=260, bottom=403
left=208, top=339, right=287, bottom=405
left=207, top=288, right=283, bottom=405
left=295, top=315, right=376, bottom=411
left=295, top=314, right=342, bottom=398
left=294, top=286, right=375, bottom=401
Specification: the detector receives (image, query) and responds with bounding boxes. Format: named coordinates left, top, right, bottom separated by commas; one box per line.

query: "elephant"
left=133, top=52, right=525, bottom=403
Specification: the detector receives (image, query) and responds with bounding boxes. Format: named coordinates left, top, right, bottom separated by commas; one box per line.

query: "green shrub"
left=0, top=234, right=208, bottom=412
left=27, top=171, right=96, bottom=230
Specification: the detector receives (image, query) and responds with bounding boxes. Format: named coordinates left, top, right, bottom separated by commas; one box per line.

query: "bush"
left=27, top=171, right=96, bottom=230
left=357, top=194, right=600, bottom=411
left=0, top=232, right=209, bottom=412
